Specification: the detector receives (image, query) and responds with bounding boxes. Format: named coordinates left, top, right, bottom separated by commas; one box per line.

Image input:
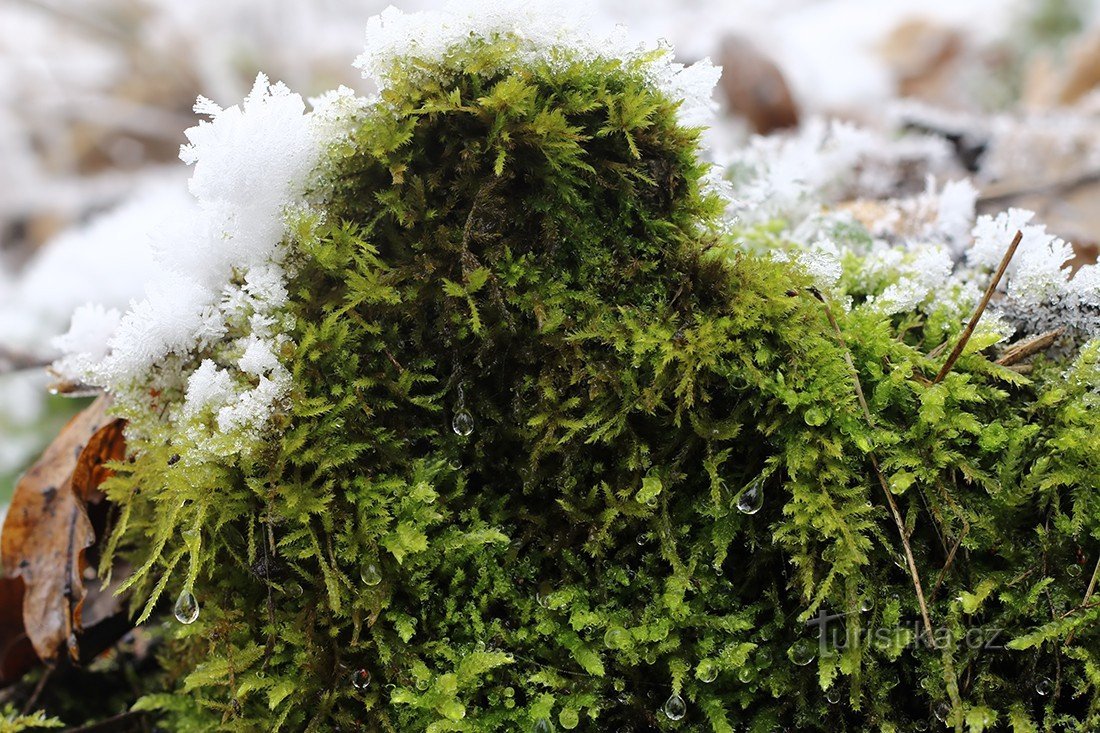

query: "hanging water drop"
left=533, top=719, right=553, bottom=733
left=174, top=590, right=199, bottom=624
left=452, top=410, right=474, bottom=437
left=789, top=639, right=816, bottom=666
left=696, top=659, right=718, bottom=683
left=558, top=708, right=579, bottom=730
left=662, top=693, right=687, bottom=721
left=360, top=562, right=382, bottom=586
left=604, top=626, right=629, bottom=649
left=736, top=480, right=764, bottom=515
left=933, top=701, right=951, bottom=723
left=825, top=686, right=842, bottom=704
left=349, top=668, right=371, bottom=691
left=860, top=597, right=875, bottom=612
left=452, top=383, right=474, bottom=436
left=737, top=666, right=756, bottom=684
left=1036, top=678, right=1052, bottom=696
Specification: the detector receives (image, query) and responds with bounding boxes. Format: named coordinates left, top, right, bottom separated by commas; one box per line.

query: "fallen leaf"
left=0, top=577, right=36, bottom=684
left=0, top=396, right=126, bottom=666
left=717, top=35, right=799, bottom=135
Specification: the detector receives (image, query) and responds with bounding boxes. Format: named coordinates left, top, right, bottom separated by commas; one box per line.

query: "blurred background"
left=2, top=0, right=1100, bottom=501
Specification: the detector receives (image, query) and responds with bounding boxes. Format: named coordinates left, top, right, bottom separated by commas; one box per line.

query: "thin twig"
left=928, top=478, right=971, bottom=602
left=978, top=170, right=1100, bottom=207
left=807, top=287, right=936, bottom=642
left=0, top=346, right=51, bottom=375
left=1066, top=555, right=1100, bottom=645
left=934, top=230, right=1023, bottom=384
left=21, top=667, right=52, bottom=716
left=995, top=328, right=1064, bottom=367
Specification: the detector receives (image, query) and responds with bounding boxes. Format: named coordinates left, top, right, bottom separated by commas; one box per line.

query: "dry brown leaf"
left=0, top=576, right=36, bottom=684
left=1, top=395, right=125, bottom=666
left=717, top=35, right=799, bottom=135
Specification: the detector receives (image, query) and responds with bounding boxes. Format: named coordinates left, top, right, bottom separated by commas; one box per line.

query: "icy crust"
left=354, top=0, right=721, bottom=131
left=54, top=74, right=326, bottom=457
left=725, top=119, right=1100, bottom=343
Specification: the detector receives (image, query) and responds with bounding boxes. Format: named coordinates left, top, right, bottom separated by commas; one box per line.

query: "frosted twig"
left=933, top=230, right=1023, bottom=384
left=806, top=287, right=936, bottom=643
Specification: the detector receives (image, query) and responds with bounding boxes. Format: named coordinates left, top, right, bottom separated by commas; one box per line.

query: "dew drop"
left=804, top=406, right=827, bottom=426
left=558, top=708, right=579, bottom=730
left=696, top=659, right=718, bottom=683
left=533, top=719, right=553, bottom=733
left=452, top=383, right=474, bottom=436
left=825, top=686, right=842, bottom=704
left=1036, top=678, right=1052, bottom=696
left=350, top=668, right=371, bottom=691
left=360, top=562, right=382, bottom=586
left=452, top=410, right=474, bottom=437
left=789, top=639, right=816, bottom=666
left=933, top=701, right=951, bottom=723
left=736, top=480, right=764, bottom=515
left=285, top=582, right=304, bottom=598
left=662, top=693, right=687, bottom=721
left=861, top=597, right=875, bottom=612
left=604, top=626, right=629, bottom=649
left=173, top=590, right=199, bottom=624
left=737, top=666, right=756, bottom=684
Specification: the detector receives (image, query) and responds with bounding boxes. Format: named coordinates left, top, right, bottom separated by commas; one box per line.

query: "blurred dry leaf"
left=717, top=35, right=799, bottom=135
left=0, top=396, right=125, bottom=668
left=880, top=19, right=963, bottom=105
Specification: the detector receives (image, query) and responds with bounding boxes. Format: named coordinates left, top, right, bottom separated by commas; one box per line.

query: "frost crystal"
left=353, top=0, right=720, bottom=131
left=54, top=73, right=323, bottom=456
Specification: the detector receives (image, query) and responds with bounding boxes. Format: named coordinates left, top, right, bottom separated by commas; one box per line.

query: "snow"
left=2, top=0, right=1098, bottom=478
left=51, top=74, right=322, bottom=456
left=353, top=0, right=721, bottom=130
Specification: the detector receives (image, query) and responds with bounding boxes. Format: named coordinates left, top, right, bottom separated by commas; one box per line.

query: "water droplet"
left=452, top=383, right=474, bottom=436
left=933, top=701, right=951, bottom=723
left=452, top=409, right=474, bottom=437
left=350, top=668, right=371, bottom=691
left=861, top=597, right=875, bottom=612
left=360, top=562, right=382, bottom=586
left=1036, top=678, right=1052, bottom=696
left=558, top=708, right=579, bottom=729
left=285, top=582, right=303, bottom=598
left=736, top=480, right=764, bottom=515
left=416, top=677, right=429, bottom=690
left=637, top=533, right=649, bottom=546
left=789, top=639, right=816, bottom=666
left=804, top=406, right=827, bottom=426
left=825, top=686, right=842, bottom=704
left=604, top=626, right=629, bottom=649
left=533, top=719, right=553, bottom=733
left=662, top=693, right=686, bottom=721
left=737, top=666, right=756, bottom=684
left=174, top=590, right=199, bottom=624
left=696, top=659, right=718, bottom=683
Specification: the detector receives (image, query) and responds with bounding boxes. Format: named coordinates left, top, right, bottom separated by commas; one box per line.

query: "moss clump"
left=100, top=30, right=1100, bottom=733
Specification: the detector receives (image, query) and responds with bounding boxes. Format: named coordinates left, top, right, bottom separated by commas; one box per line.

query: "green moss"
left=100, top=35, right=1100, bottom=733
